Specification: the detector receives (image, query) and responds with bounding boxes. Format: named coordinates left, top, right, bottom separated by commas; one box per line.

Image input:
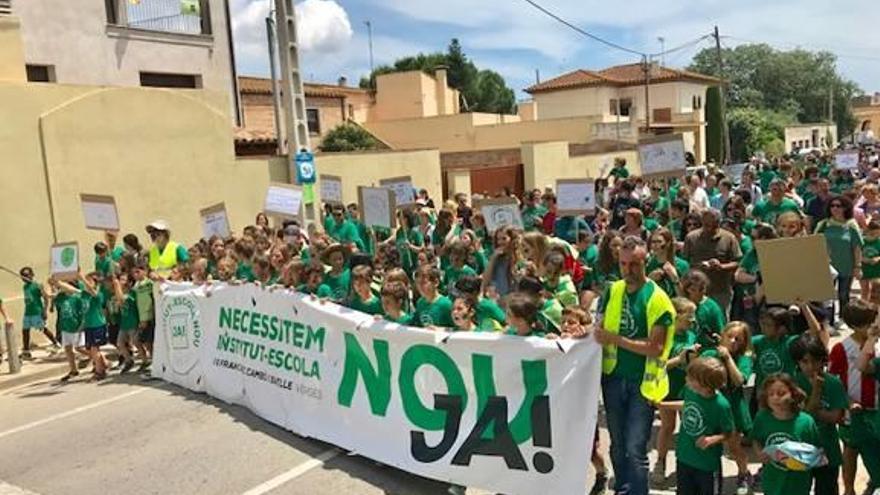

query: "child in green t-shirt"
left=442, top=240, right=477, bottom=295
left=503, top=292, right=543, bottom=337
left=540, top=251, right=578, bottom=308
left=414, top=265, right=454, bottom=328
left=298, top=263, right=332, bottom=299
left=47, top=277, right=85, bottom=382
left=112, top=272, right=144, bottom=373
left=681, top=270, right=726, bottom=347
left=78, top=272, right=109, bottom=380
left=860, top=220, right=880, bottom=302
left=19, top=266, right=59, bottom=358
left=348, top=265, right=382, bottom=316
left=450, top=296, right=478, bottom=332
left=452, top=275, right=505, bottom=331
left=657, top=356, right=734, bottom=494
left=379, top=281, right=411, bottom=325
left=653, top=297, right=697, bottom=487
left=321, top=244, right=351, bottom=303
left=132, top=262, right=155, bottom=368
left=752, top=307, right=800, bottom=393
left=750, top=374, right=821, bottom=495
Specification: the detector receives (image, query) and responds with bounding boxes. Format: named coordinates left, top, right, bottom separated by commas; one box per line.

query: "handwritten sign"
left=320, top=174, right=343, bottom=204
left=80, top=194, right=120, bottom=231
left=200, top=203, right=231, bottom=239
left=835, top=151, right=860, bottom=170
left=476, top=198, right=524, bottom=233
left=556, top=179, right=595, bottom=216
left=264, top=183, right=302, bottom=219
left=380, top=176, right=416, bottom=206
left=638, top=136, right=687, bottom=177
left=359, top=186, right=395, bottom=229
left=50, top=242, right=79, bottom=281
left=755, top=235, right=835, bottom=304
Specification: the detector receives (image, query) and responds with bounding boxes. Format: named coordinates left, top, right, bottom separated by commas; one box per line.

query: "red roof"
left=525, top=63, right=720, bottom=93
left=238, top=76, right=369, bottom=99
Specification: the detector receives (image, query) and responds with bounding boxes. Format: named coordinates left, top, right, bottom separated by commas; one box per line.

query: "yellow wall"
left=521, top=141, right=639, bottom=191
left=0, top=17, right=26, bottom=82
left=314, top=149, right=442, bottom=206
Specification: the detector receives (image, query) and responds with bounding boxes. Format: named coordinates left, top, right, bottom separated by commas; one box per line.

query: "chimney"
left=434, top=65, right=449, bottom=115
left=337, top=75, right=347, bottom=87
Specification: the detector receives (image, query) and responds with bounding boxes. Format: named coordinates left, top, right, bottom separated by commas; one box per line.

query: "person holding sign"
left=145, top=220, right=189, bottom=279
left=326, top=204, right=365, bottom=252
left=815, top=196, right=863, bottom=326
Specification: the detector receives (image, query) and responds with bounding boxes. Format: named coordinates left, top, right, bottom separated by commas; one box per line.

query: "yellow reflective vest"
left=148, top=241, right=180, bottom=277
left=602, top=279, right=676, bottom=403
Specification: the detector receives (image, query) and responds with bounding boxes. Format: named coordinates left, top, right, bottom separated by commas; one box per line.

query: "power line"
left=649, top=34, right=713, bottom=59
left=520, top=0, right=645, bottom=56
left=722, top=35, right=880, bottom=63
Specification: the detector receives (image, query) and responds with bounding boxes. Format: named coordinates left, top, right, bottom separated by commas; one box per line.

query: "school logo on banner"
left=161, top=295, right=201, bottom=375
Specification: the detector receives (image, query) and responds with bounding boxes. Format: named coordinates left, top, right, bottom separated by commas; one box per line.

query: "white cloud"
left=295, top=0, right=353, bottom=53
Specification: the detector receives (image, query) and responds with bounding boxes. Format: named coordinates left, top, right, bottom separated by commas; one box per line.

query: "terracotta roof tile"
left=234, top=127, right=276, bottom=144
left=238, top=76, right=368, bottom=99
left=525, top=64, right=719, bottom=93
left=524, top=69, right=607, bottom=93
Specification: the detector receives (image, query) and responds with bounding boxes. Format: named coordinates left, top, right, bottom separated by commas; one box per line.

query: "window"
left=104, top=0, right=117, bottom=24
left=26, top=64, right=55, bottom=83
left=124, top=0, right=210, bottom=35
left=692, top=95, right=702, bottom=110
left=348, top=104, right=354, bottom=119
left=609, top=98, right=632, bottom=116
left=307, top=109, right=321, bottom=135
left=791, top=141, right=798, bottom=150
left=139, top=72, right=201, bottom=88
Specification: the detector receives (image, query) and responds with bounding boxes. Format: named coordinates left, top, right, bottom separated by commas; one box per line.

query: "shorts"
left=84, top=326, right=108, bottom=348
left=139, top=320, right=155, bottom=344
left=107, top=323, right=119, bottom=346
left=22, top=315, right=45, bottom=330
left=61, top=331, right=83, bottom=348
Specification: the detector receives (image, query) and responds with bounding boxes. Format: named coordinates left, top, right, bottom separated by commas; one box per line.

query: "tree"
left=318, top=123, right=380, bottom=152
left=727, top=107, right=795, bottom=161
left=360, top=39, right=517, bottom=114
left=705, top=86, right=723, bottom=163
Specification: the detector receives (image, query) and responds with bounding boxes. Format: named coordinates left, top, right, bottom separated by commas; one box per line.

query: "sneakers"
left=20, top=351, right=32, bottom=360
left=60, top=371, right=79, bottom=383
left=736, top=473, right=753, bottom=495
left=120, top=360, right=135, bottom=374
left=650, top=461, right=667, bottom=488
left=589, top=472, right=608, bottom=495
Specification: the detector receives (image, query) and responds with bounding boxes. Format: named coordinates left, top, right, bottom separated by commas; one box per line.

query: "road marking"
left=241, top=448, right=340, bottom=495
left=0, top=480, right=40, bottom=494
left=0, top=388, right=147, bottom=440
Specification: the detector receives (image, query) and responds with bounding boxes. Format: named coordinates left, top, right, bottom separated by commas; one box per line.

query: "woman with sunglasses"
left=646, top=227, right=689, bottom=297
left=815, top=195, right=864, bottom=326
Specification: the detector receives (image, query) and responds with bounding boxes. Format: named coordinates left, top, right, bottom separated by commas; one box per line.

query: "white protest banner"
left=638, top=136, right=687, bottom=177
left=50, top=242, right=79, bottom=281
left=359, top=186, right=395, bottom=229
left=556, top=179, right=595, bottom=216
left=200, top=203, right=231, bottom=239
left=380, top=176, right=416, bottom=206
left=152, top=283, right=600, bottom=495
left=320, top=174, right=343, bottom=204
left=264, top=183, right=302, bottom=219
left=724, top=163, right=749, bottom=185
left=835, top=151, right=860, bottom=170
left=476, top=198, right=524, bottom=233
left=80, top=194, right=120, bottom=231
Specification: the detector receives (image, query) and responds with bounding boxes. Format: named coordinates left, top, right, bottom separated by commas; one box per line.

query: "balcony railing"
left=108, top=0, right=211, bottom=36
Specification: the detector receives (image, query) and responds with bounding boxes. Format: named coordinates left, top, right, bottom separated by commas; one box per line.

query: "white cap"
left=146, top=220, right=170, bottom=232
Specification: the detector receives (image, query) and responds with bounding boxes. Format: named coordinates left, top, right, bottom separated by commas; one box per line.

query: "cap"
left=282, top=225, right=301, bottom=237
left=146, top=220, right=170, bottom=233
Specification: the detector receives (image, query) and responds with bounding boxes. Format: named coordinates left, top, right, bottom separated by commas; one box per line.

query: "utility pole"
left=535, top=68, right=540, bottom=85
left=643, top=55, right=651, bottom=130
left=828, top=85, right=834, bottom=123
left=266, top=15, right=285, bottom=155
left=364, top=20, right=374, bottom=74
left=712, top=25, right=731, bottom=165
left=657, top=36, right=665, bottom=66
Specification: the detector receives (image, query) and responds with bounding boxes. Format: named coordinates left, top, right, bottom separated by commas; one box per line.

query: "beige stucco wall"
left=14, top=0, right=236, bottom=119
left=521, top=141, right=639, bottom=191
left=854, top=107, right=880, bottom=139
left=533, top=86, right=614, bottom=120
left=314, top=149, right=442, bottom=206
left=0, top=17, right=26, bottom=82
left=374, top=71, right=436, bottom=121
left=784, top=125, right=838, bottom=152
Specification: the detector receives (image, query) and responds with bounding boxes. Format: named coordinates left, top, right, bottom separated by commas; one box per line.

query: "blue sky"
left=231, top=0, right=879, bottom=100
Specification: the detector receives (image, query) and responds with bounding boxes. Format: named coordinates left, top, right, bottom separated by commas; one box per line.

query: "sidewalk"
left=0, top=346, right=74, bottom=391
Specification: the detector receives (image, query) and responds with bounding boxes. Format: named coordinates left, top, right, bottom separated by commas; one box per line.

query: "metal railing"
left=124, top=0, right=208, bottom=35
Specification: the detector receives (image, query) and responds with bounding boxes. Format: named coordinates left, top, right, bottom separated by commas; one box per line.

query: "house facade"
left=854, top=93, right=880, bottom=144
left=783, top=123, right=838, bottom=152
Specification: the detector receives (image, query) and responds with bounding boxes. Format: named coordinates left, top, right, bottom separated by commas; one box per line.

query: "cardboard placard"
left=380, top=176, right=416, bottom=206
left=80, top=194, right=120, bottom=231
left=200, top=203, right=231, bottom=239
left=50, top=242, right=79, bottom=281
left=755, top=235, right=835, bottom=304
left=724, top=163, right=749, bottom=184
left=835, top=151, right=860, bottom=170
left=556, top=179, right=596, bottom=216
left=638, top=135, right=687, bottom=177
left=358, top=186, right=395, bottom=229
left=264, top=183, right=303, bottom=219
left=320, top=174, right=343, bottom=204
left=476, top=198, right=524, bottom=233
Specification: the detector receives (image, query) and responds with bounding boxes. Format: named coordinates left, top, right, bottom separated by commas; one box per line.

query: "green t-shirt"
left=750, top=410, right=820, bottom=495
left=539, top=298, right=563, bottom=334
left=522, top=205, right=548, bottom=232
left=134, top=279, right=154, bottom=323
left=735, top=249, right=760, bottom=298
left=645, top=255, right=689, bottom=298
left=80, top=284, right=108, bottom=329
left=95, top=254, right=116, bottom=277
left=297, top=283, right=333, bottom=298
left=53, top=292, right=83, bottom=333
left=694, top=296, right=727, bottom=346
left=236, top=261, right=255, bottom=282
left=702, top=348, right=755, bottom=433
left=395, top=228, right=424, bottom=274
left=668, top=329, right=697, bottom=400
left=609, top=166, right=629, bottom=179
left=504, top=326, right=546, bottom=337
left=600, top=282, right=674, bottom=383
left=327, top=219, right=365, bottom=251
left=794, top=371, right=847, bottom=467
left=815, top=218, right=864, bottom=276
left=752, top=334, right=799, bottom=390
left=676, top=386, right=735, bottom=472
left=759, top=169, right=779, bottom=191
left=23, top=281, right=44, bottom=317
left=322, top=268, right=351, bottom=302
left=349, top=294, right=383, bottom=316
left=414, top=294, right=454, bottom=328
left=442, top=264, right=477, bottom=295
left=739, top=234, right=754, bottom=256
left=543, top=275, right=578, bottom=308
left=862, top=237, right=880, bottom=280
left=578, top=244, right=599, bottom=269
left=111, top=245, right=126, bottom=262
left=384, top=312, right=413, bottom=325
left=118, top=291, right=139, bottom=331
left=476, top=298, right=506, bottom=331
left=751, top=197, right=801, bottom=225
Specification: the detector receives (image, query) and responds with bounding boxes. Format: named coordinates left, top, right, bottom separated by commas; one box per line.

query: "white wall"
left=535, top=82, right=708, bottom=123
left=532, top=86, right=613, bottom=120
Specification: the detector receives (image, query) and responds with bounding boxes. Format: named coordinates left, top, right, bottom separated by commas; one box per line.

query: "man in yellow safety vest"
left=145, top=220, right=188, bottom=279
left=594, top=235, right=676, bottom=495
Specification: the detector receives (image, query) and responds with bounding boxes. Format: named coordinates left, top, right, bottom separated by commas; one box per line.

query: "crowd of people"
left=3, top=147, right=880, bottom=495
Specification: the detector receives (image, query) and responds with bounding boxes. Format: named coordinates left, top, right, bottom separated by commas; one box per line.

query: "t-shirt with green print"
left=443, top=264, right=477, bottom=295
left=539, top=298, right=563, bottom=334
left=667, top=329, right=697, bottom=400
left=543, top=275, right=578, bottom=308
left=80, top=283, right=107, bottom=329
left=645, top=255, right=689, bottom=298
left=504, top=326, right=546, bottom=337
left=794, top=371, right=848, bottom=467
left=521, top=205, right=548, bottom=232
left=384, top=312, right=413, bottom=326
left=578, top=244, right=599, bottom=268
left=322, top=268, right=351, bottom=303
left=95, top=255, right=115, bottom=277
left=862, top=237, right=880, bottom=280
left=600, top=282, right=674, bottom=383
left=739, top=234, right=754, bottom=256
left=395, top=228, right=424, bottom=275
left=236, top=261, right=255, bottom=282
left=751, top=334, right=799, bottom=390
left=327, top=219, right=365, bottom=251
left=694, top=296, right=727, bottom=346
left=349, top=294, right=383, bottom=316
left=414, top=294, right=454, bottom=328
left=134, top=279, right=154, bottom=323
left=668, top=218, right=683, bottom=241
left=118, top=291, right=139, bottom=331
left=751, top=197, right=801, bottom=225
left=735, top=249, right=760, bottom=299
left=476, top=298, right=506, bottom=330
left=815, top=218, right=864, bottom=276
left=53, top=292, right=83, bottom=333
left=297, top=283, right=332, bottom=298
left=749, top=410, right=820, bottom=495
left=701, top=348, right=754, bottom=433
left=23, top=281, right=44, bottom=317
left=609, top=166, right=629, bottom=180
left=676, top=386, right=735, bottom=473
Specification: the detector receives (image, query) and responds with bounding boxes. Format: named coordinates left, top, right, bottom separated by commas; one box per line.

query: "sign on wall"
left=80, top=194, right=120, bottom=231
